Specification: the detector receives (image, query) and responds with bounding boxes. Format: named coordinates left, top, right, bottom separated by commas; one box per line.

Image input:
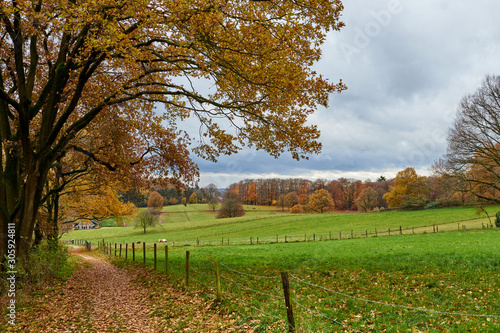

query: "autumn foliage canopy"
left=0, top=0, right=345, bottom=260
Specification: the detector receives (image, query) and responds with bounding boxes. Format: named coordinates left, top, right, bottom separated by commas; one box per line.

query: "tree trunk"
left=0, top=154, right=49, bottom=266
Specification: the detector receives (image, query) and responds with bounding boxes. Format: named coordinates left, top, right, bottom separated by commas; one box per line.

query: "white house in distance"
left=73, top=219, right=100, bottom=230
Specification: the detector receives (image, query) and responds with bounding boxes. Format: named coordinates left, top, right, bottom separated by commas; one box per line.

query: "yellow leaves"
left=383, top=167, right=429, bottom=208
left=2, top=0, right=345, bottom=220
left=61, top=182, right=137, bottom=224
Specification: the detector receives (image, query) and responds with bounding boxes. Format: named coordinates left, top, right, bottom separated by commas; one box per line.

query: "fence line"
left=68, top=238, right=499, bottom=331
left=220, top=263, right=280, bottom=279
left=66, top=217, right=496, bottom=251
left=292, top=298, right=362, bottom=333
left=289, top=273, right=500, bottom=319
left=220, top=274, right=283, bottom=300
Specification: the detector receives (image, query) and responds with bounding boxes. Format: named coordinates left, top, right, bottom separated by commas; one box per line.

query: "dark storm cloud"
left=194, top=0, right=500, bottom=187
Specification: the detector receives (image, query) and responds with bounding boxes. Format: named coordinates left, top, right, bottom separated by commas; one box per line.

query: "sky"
left=186, top=0, right=500, bottom=188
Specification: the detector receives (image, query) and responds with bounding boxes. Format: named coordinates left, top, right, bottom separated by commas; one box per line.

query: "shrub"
left=290, top=204, right=305, bottom=214
left=218, top=190, right=244, bottom=218
left=424, top=202, right=440, bottom=210
left=2, top=241, right=70, bottom=293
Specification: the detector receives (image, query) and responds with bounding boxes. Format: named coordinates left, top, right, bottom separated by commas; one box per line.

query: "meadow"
left=63, top=205, right=500, bottom=332
left=63, top=204, right=498, bottom=246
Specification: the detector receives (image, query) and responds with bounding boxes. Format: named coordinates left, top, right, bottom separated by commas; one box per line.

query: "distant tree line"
left=225, top=166, right=497, bottom=212
left=120, top=184, right=221, bottom=208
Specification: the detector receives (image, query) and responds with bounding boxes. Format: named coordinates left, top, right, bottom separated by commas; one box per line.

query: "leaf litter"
left=1, top=249, right=255, bottom=332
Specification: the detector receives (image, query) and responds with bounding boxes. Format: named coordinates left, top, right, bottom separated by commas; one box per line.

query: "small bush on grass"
left=217, top=190, right=244, bottom=218
left=1, top=241, right=70, bottom=294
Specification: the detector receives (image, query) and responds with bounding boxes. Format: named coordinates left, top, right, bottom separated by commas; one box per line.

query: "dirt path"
left=78, top=254, right=158, bottom=332
left=6, top=249, right=253, bottom=332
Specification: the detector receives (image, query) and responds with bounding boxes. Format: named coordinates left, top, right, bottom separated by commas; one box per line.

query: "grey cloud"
left=186, top=0, right=500, bottom=187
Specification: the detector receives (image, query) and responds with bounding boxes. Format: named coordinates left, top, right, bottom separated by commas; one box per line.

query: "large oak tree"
left=0, top=0, right=345, bottom=261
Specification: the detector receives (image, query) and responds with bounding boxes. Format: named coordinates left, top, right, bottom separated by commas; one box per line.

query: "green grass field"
left=63, top=204, right=498, bottom=246
left=64, top=205, right=500, bottom=332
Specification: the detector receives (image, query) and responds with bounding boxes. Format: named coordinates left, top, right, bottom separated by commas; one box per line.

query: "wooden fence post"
left=143, top=242, right=146, bottom=264
left=125, top=244, right=128, bottom=260
left=214, top=259, right=222, bottom=301
left=339, top=231, right=342, bottom=239
left=114, top=243, right=117, bottom=256
left=400, top=226, right=402, bottom=235
left=388, top=228, right=391, bottom=236
left=281, top=272, right=295, bottom=332
left=132, top=242, right=135, bottom=262
left=119, top=244, right=122, bottom=258
left=165, top=245, right=169, bottom=276
left=185, top=251, right=190, bottom=288
left=154, top=243, right=157, bottom=270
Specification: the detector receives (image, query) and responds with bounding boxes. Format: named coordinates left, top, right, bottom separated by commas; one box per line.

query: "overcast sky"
left=188, top=0, right=500, bottom=188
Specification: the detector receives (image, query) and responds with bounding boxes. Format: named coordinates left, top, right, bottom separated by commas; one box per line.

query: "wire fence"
left=132, top=218, right=498, bottom=248
left=66, top=239, right=500, bottom=332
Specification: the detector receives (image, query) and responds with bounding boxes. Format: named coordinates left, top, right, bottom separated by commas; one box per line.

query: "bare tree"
left=203, top=184, right=221, bottom=211
left=135, top=209, right=160, bottom=234
left=218, top=191, right=244, bottom=218
left=437, top=75, right=500, bottom=203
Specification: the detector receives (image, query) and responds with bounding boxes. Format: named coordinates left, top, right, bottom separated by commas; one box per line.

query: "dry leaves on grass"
left=1, top=250, right=256, bottom=332
left=119, top=258, right=256, bottom=333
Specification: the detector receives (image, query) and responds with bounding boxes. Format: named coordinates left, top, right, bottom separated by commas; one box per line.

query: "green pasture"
left=110, top=229, right=500, bottom=332
left=63, top=204, right=499, bottom=246
left=68, top=204, right=500, bottom=332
